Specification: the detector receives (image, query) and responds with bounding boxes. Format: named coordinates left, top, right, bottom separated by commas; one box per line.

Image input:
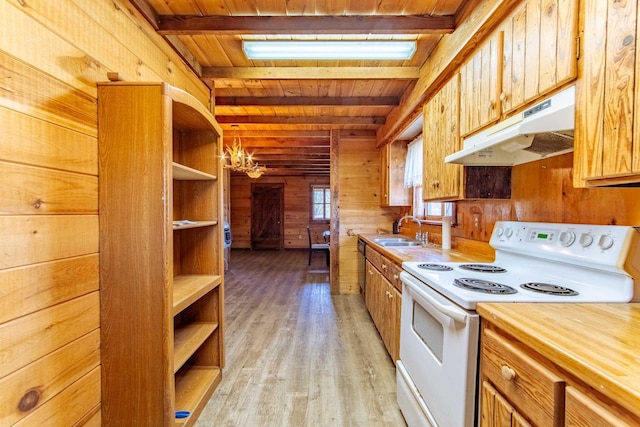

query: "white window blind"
left=404, top=136, right=423, bottom=188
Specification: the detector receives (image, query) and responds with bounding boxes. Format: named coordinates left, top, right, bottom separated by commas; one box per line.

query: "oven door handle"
left=400, top=271, right=468, bottom=325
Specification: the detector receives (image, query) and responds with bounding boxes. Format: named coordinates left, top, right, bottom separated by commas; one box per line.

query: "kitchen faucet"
left=398, top=215, right=428, bottom=245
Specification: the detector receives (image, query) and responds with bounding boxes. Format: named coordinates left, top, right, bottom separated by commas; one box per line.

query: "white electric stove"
left=397, top=221, right=640, bottom=427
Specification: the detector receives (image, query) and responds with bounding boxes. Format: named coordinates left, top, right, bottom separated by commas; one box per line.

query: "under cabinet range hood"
left=445, top=85, right=575, bottom=166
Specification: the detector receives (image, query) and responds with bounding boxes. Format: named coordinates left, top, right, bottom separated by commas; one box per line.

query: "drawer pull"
left=501, top=365, right=516, bottom=381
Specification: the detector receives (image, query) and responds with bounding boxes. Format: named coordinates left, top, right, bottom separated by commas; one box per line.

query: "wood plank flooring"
left=196, top=249, right=406, bottom=426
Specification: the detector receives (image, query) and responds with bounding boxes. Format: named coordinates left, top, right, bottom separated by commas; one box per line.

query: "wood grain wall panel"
left=0, top=0, right=212, bottom=423
left=0, top=330, right=100, bottom=425
left=0, top=107, right=97, bottom=175
left=14, top=367, right=101, bottom=427
left=455, top=153, right=640, bottom=244
left=0, top=216, right=98, bottom=270
left=0, top=163, right=98, bottom=215
left=0, top=293, right=100, bottom=378
left=337, top=133, right=400, bottom=294
left=0, top=52, right=97, bottom=137
left=0, top=254, right=99, bottom=325
left=229, top=175, right=330, bottom=249
left=0, top=0, right=209, bottom=103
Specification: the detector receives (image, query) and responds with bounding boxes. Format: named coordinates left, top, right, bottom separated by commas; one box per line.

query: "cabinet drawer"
left=366, top=247, right=402, bottom=291
left=566, top=386, right=640, bottom=426
left=365, top=247, right=384, bottom=272
left=482, top=327, right=565, bottom=427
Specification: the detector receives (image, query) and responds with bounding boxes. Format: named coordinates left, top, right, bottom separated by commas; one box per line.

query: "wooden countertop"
left=477, top=303, right=640, bottom=419
left=358, top=233, right=494, bottom=265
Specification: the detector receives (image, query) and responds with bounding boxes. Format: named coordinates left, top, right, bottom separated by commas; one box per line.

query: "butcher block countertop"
left=358, top=233, right=494, bottom=265
left=477, top=303, right=640, bottom=419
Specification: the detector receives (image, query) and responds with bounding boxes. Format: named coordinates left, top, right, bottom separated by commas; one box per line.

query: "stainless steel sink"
left=379, top=241, right=422, bottom=247
left=372, top=237, right=421, bottom=246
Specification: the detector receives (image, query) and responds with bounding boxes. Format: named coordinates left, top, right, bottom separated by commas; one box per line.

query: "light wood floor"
left=196, top=249, right=406, bottom=426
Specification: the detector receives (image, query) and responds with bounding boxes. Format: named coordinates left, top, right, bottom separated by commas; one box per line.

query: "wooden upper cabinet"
left=380, top=140, right=410, bottom=207
left=460, top=32, right=503, bottom=138
left=423, top=75, right=462, bottom=200
left=500, top=0, right=578, bottom=115
left=574, top=0, right=640, bottom=187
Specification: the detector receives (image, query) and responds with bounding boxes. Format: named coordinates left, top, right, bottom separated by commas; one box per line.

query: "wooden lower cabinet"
left=565, top=386, right=640, bottom=427
left=481, top=381, right=532, bottom=427
left=364, top=249, right=401, bottom=362
left=480, top=321, right=640, bottom=427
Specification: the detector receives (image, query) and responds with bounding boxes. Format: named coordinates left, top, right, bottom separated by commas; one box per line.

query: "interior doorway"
left=251, top=183, right=284, bottom=250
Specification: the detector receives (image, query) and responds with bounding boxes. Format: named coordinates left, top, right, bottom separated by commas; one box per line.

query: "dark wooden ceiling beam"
left=217, top=115, right=385, bottom=125
left=157, top=15, right=455, bottom=35
left=216, top=96, right=400, bottom=107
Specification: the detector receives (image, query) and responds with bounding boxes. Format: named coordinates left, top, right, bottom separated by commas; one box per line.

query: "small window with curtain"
left=311, top=184, right=330, bottom=222
left=404, top=135, right=455, bottom=222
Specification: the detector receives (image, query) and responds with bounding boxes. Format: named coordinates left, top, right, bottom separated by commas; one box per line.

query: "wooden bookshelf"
left=98, top=82, right=224, bottom=426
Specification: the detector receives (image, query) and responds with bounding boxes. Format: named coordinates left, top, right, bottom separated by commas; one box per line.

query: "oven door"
left=398, top=271, right=480, bottom=427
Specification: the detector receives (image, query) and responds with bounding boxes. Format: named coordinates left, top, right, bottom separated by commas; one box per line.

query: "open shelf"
left=173, top=162, right=217, bottom=181
left=173, top=275, right=222, bottom=316
left=172, top=220, right=218, bottom=230
left=174, top=366, right=222, bottom=426
left=174, top=322, right=218, bottom=372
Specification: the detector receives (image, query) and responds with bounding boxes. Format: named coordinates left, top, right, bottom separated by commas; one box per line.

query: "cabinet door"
left=574, top=0, right=640, bottom=187
left=460, top=32, right=502, bottom=137
left=481, top=381, right=532, bottom=427
left=501, top=0, right=578, bottom=114
left=423, top=74, right=462, bottom=201
left=380, top=141, right=410, bottom=207
left=390, top=284, right=402, bottom=362
left=566, top=386, right=640, bottom=426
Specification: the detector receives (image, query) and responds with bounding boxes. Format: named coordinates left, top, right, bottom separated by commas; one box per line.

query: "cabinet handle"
left=393, top=274, right=399, bottom=280
left=432, top=180, right=440, bottom=188
left=501, top=365, right=516, bottom=381
left=382, top=264, right=387, bottom=270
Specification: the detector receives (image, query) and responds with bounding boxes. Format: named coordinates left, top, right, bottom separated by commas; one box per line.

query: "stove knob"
left=598, top=234, right=614, bottom=250
left=496, top=226, right=504, bottom=237
left=579, top=233, right=594, bottom=248
left=559, top=231, right=576, bottom=247
left=504, top=228, right=513, bottom=238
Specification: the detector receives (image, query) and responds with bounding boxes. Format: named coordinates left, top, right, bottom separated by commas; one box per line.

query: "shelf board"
left=174, top=322, right=218, bottom=372
left=173, top=162, right=217, bottom=180
left=173, top=275, right=222, bottom=316
left=172, top=220, right=218, bottom=230
left=174, top=366, right=221, bottom=426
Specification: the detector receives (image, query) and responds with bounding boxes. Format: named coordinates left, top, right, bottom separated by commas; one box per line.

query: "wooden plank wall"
left=0, top=0, right=211, bottom=424
left=336, top=132, right=402, bottom=294
left=400, top=153, right=640, bottom=252
left=456, top=153, right=640, bottom=235
left=229, top=175, right=330, bottom=249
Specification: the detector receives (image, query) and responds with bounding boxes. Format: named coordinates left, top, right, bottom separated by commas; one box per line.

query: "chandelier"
left=222, top=125, right=266, bottom=178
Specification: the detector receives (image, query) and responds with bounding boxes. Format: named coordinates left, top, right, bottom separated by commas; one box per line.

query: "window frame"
left=310, top=184, right=331, bottom=223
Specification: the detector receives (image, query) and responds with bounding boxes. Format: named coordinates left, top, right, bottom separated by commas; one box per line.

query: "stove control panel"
left=490, top=221, right=638, bottom=269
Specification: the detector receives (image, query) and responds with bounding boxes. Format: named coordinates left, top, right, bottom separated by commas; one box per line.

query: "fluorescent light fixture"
left=243, top=40, right=416, bottom=60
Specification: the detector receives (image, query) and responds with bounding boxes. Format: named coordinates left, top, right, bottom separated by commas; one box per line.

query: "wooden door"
left=251, top=184, right=284, bottom=250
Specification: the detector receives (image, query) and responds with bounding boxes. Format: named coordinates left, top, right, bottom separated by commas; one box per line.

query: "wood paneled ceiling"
left=131, top=0, right=476, bottom=176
